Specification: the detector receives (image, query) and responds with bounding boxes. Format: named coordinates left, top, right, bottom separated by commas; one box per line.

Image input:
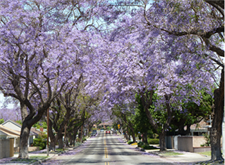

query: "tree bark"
left=80, top=125, right=84, bottom=142
left=58, top=134, right=64, bottom=149
left=142, top=132, right=148, bottom=143
left=210, top=69, right=224, bottom=161
left=159, top=128, right=166, bottom=151
left=19, top=122, right=31, bottom=158
left=132, top=132, right=136, bottom=143
left=18, top=103, right=30, bottom=158
left=48, top=119, right=56, bottom=151
left=124, top=131, right=129, bottom=141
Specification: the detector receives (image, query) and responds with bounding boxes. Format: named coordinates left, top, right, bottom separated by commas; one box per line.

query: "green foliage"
left=0, top=119, right=4, bottom=124
left=142, top=145, right=157, bottom=150
left=138, top=141, right=145, bottom=147
left=134, top=93, right=156, bottom=136
left=138, top=141, right=157, bottom=149
left=82, top=137, right=86, bottom=142
left=33, top=133, right=47, bottom=150
left=202, top=133, right=210, bottom=147
left=33, top=121, right=47, bottom=129
left=148, top=138, right=159, bottom=144
left=127, top=140, right=134, bottom=145
left=160, top=151, right=183, bottom=156
left=16, top=120, right=22, bottom=125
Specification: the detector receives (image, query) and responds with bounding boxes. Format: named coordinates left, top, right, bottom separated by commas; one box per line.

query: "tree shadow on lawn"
left=193, top=159, right=224, bottom=165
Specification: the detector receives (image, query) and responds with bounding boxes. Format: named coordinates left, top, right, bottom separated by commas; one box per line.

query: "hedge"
left=148, top=138, right=159, bottom=144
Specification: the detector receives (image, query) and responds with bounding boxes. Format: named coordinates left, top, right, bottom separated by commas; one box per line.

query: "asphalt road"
left=48, top=131, right=178, bottom=165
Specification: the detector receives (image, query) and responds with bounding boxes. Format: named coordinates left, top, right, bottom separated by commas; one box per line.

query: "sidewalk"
left=0, top=142, right=83, bottom=165
left=117, top=134, right=214, bottom=165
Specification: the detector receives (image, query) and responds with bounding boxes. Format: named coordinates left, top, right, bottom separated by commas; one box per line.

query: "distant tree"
left=0, top=119, right=4, bottom=124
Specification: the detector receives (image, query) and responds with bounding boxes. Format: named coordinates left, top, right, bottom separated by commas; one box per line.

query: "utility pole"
left=47, top=87, right=50, bottom=156
left=47, top=108, right=49, bottom=156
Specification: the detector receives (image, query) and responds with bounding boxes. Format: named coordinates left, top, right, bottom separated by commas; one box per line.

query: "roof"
left=0, top=125, right=20, bottom=138
left=99, top=121, right=113, bottom=126
left=1, top=120, right=36, bottom=136
left=2, top=119, right=22, bottom=128
left=31, top=127, right=42, bottom=135
left=190, top=120, right=209, bottom=130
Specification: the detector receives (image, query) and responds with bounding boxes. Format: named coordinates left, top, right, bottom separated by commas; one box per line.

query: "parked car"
left=105, top=130, right=110, bottom=134
left=100, top=129, right=104, bottom=132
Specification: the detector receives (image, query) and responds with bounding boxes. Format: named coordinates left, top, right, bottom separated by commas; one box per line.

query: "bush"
left=148, top=138, right=159, bottom=144
left=82, top=137, right=86, bottom=142
left=127, top=140, right=134, bottom=145
left=203, top=133, right=210, bottom=146
left=33, top=133, right=47, bottom=150
left=200, top=144, right=205, bottom=147
left=142, top=145, right=157, bottom=150
left=138, top=142, right=145, bottom=147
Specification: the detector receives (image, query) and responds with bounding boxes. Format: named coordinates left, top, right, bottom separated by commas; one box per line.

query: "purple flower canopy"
left=0, top=108, right=21, bottom=121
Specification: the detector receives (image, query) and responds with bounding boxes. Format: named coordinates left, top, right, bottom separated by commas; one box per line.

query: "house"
left=184, top=120, right=209, bottom=136
left=0, top=125, right=20, bottom=139
left=166, top=120, right=211, bottom=152
left=98, top=121, right=113, bottom=129
left=0, top=125, right=20, bottom=158
left=1, top=120, right=40, bottom=147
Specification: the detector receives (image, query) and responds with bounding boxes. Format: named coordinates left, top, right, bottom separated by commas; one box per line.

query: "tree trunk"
left=58, top=134, right=64, bottom=149
left=50, top=140, right=56, bottom=151
left=48, top=120, right=56, bottom=151
left=80, top=125, right=84, bottom=142
left=124, top=131, right=129, bottom=141
left=18, top=103, right=30, bottom=158
left=210, top=69, right=224, bottom=161
left=142, top=132, right=148, bottom=143
left=159, top=129, right=166, bottom=151
left=132, top=132, right=136, bottom=142
left=19, top=123, right=31, bottom=158
left=69, top=134, right=73, bottom=146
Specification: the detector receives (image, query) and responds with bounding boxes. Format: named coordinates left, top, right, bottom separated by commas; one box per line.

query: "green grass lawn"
left=198, top=151, right=211, bottom=156
left=160, top=151, right=183, bottom=156
left=55, top=148, right=66, bottom=152
left=30, top=155, right=49, bottom=159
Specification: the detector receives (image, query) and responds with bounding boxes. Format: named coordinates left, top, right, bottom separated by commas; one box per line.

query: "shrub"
left=82, top=137, right=86, bottom=142
left=142, top=145, right=157, bottom=150
left=200, top=144, right=205, bottom=147
left=148, top=138, right=159, bottom=144
left=33, top=133, right=47, bottom=150
left=127, top=140, right=134, bottom=145
left=138, top=142, right=145, bottom=147
left=203, top=133, right=210, bottom=146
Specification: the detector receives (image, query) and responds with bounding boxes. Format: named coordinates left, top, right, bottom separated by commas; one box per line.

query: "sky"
left=0, top=93, right=15, bottom=109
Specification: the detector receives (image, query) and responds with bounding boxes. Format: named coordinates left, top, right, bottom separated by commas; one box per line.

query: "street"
left=44, top=131, right=180, bottom=165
